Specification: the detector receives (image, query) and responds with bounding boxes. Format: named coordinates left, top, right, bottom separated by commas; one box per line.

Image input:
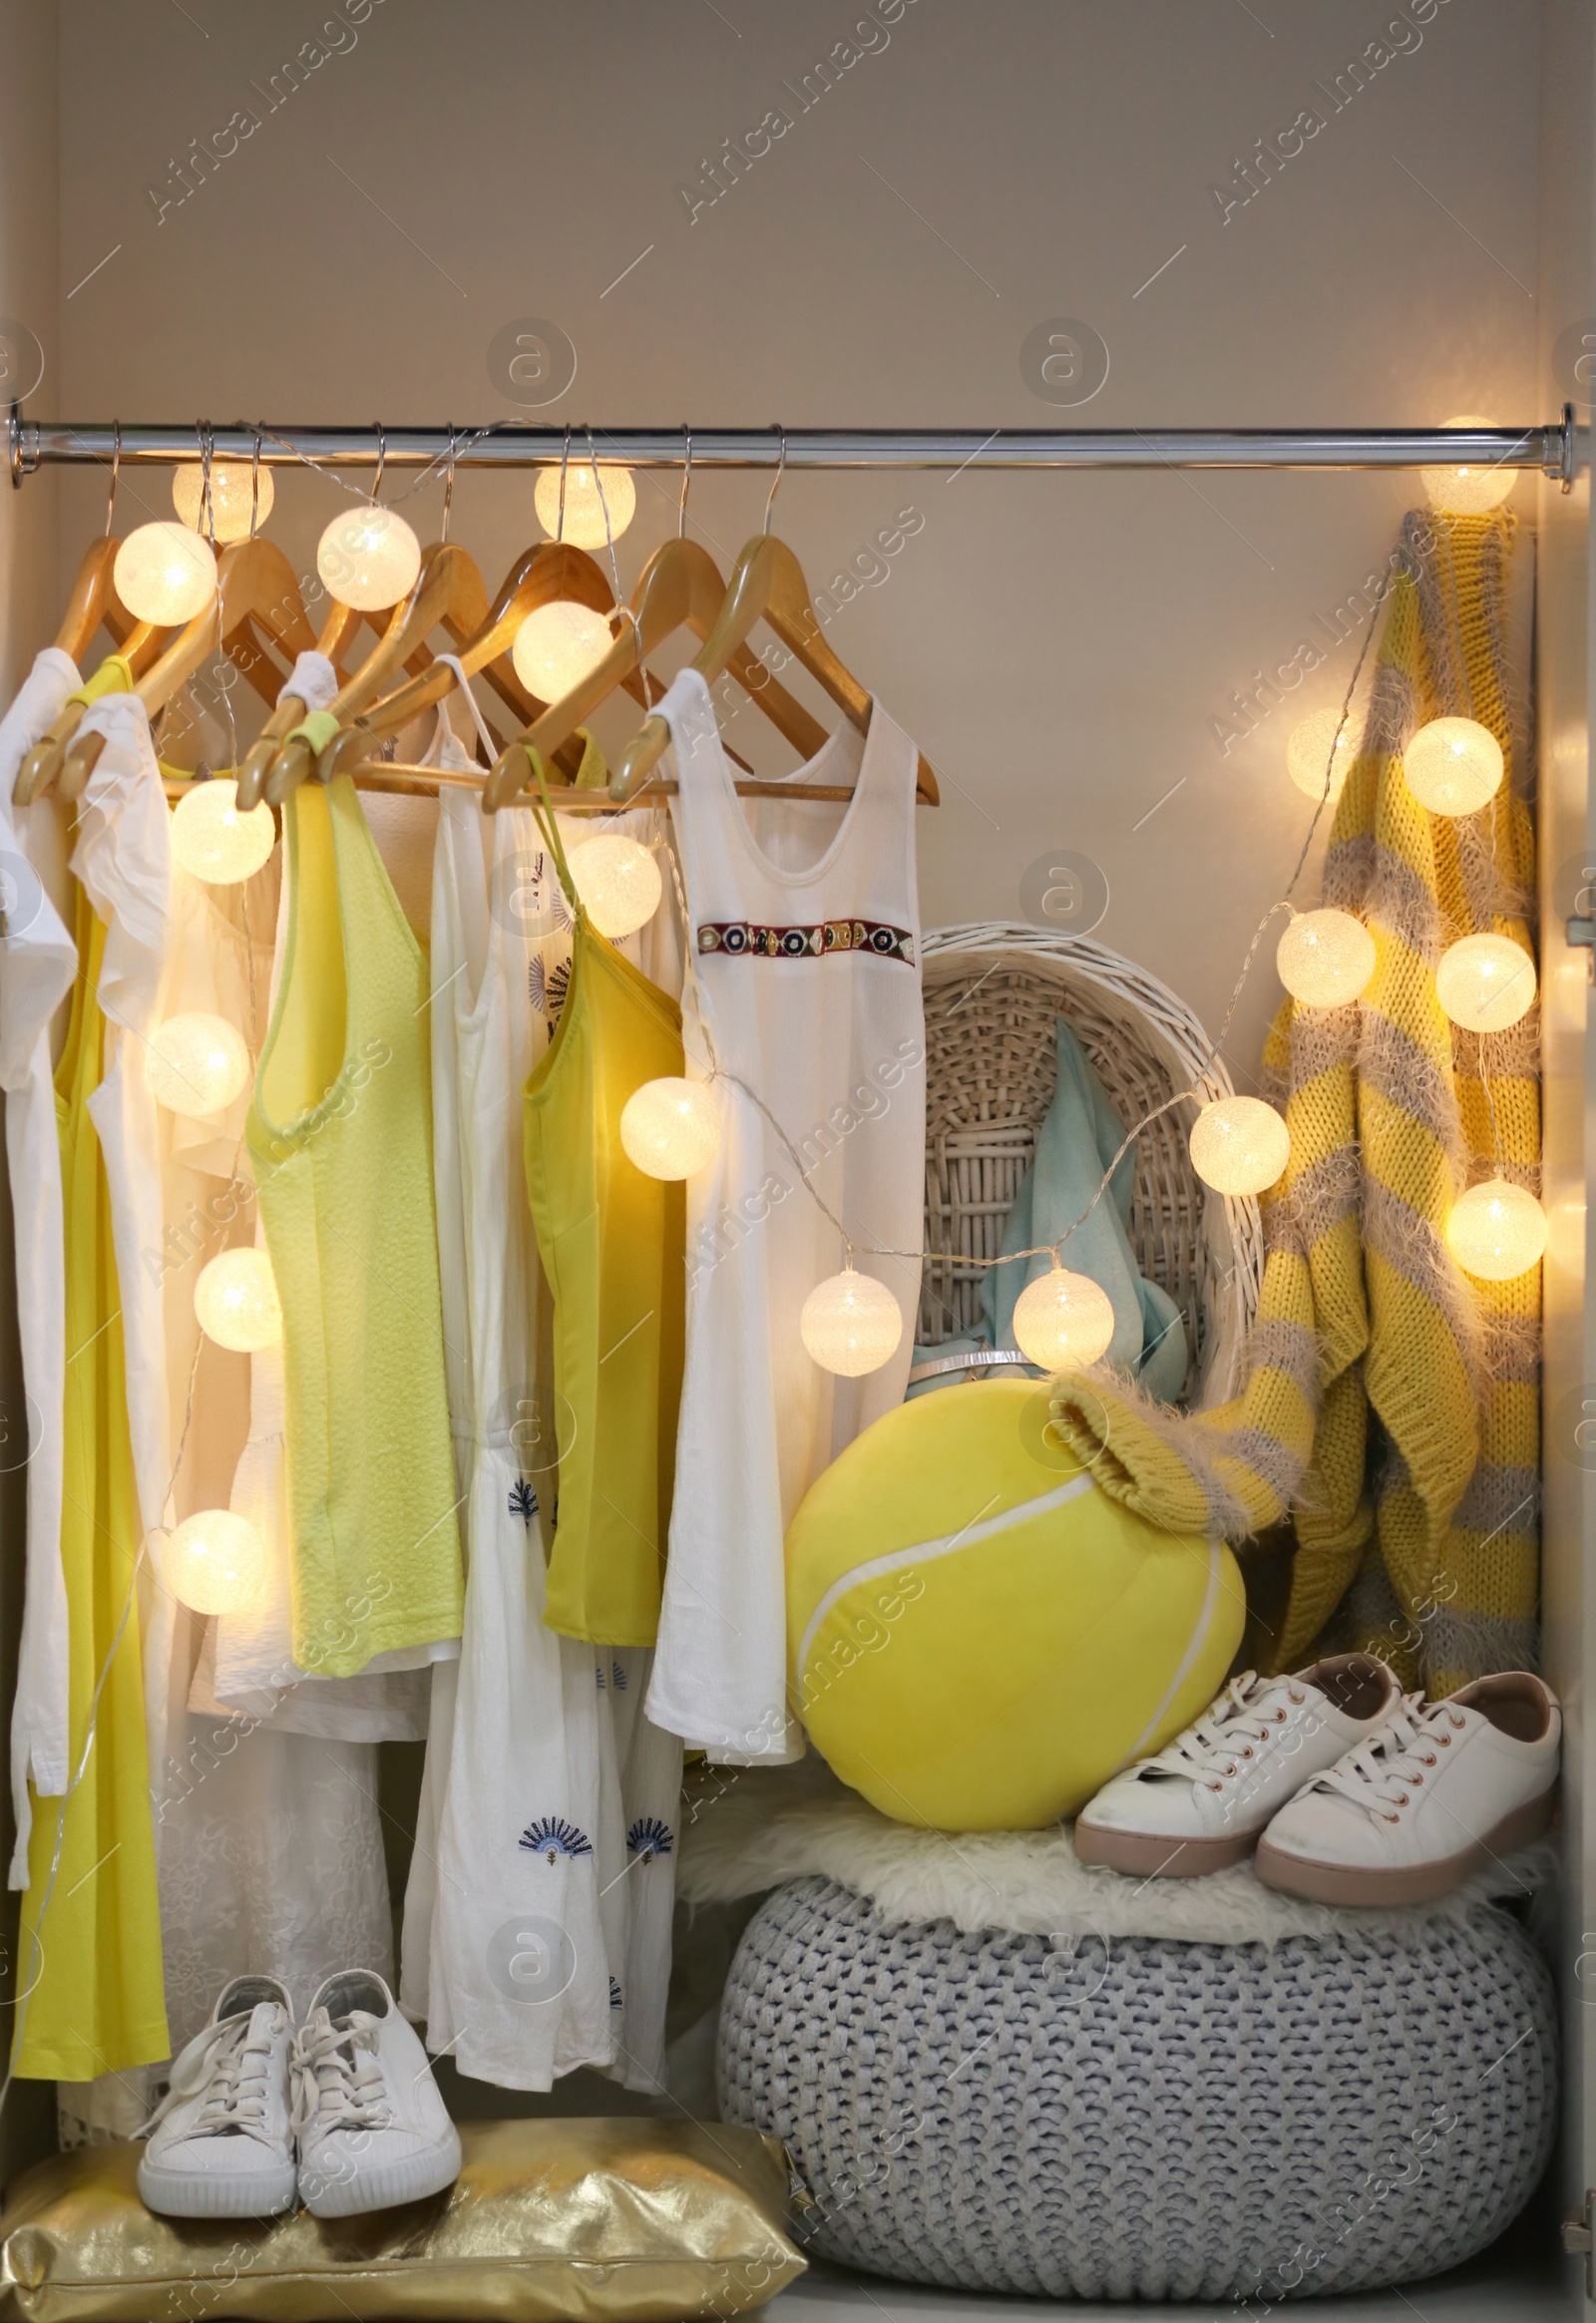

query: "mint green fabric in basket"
left=910, top=1018, right=1187, bottom=1403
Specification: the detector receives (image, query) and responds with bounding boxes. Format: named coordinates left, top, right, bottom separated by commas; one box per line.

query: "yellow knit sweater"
left=1051, top=511, right=1538, bottom=1692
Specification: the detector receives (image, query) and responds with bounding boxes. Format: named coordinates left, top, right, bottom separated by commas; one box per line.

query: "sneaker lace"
left=290, top=2009, right=392, bottom=2138
left=1138, top=1672, right=1307, bottom=1787
left=142, top=2010, right=279, bottom=2146
left=1313, top=1690, right=1460, bottom=1820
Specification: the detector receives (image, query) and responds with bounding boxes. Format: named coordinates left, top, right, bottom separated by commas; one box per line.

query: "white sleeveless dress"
left=645, top=670, right=926, bottom=1762
left=401, top=708, right=681, bottom=2091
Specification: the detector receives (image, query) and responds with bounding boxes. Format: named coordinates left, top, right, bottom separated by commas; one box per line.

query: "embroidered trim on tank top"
left=696, top=918, right=915, bottom=965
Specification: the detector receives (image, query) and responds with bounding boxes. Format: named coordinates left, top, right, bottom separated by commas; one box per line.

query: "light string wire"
left=0, top=511, right=1459, bottom=2121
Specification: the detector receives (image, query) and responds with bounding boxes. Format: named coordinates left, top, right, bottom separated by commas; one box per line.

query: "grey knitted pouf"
left=717, top=1876, right=1556, bottom=2302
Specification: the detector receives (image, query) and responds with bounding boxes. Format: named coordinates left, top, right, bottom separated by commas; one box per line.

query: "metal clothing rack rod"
left=7, top=411, right=1581, bottom=485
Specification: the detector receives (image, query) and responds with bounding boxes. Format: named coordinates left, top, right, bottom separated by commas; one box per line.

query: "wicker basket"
left=917, top=923, right=1262, bottom=1406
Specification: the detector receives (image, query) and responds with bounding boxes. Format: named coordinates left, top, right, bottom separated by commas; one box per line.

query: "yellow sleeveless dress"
left=521, top=769, right=684, bottom=1646
left=13, top=894, right=170, bottom=2081
left=247, top=776, right=463, bottom=1678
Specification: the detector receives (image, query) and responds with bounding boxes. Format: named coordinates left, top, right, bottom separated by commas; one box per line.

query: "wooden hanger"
left=608, top=530, right=940, bottom=807
left=254, top=542, right=519, bottom=806
left=317, top=540, right=626, bottom=787
left=54, top=539, right=318, bottom=802
left=54, top=536, right=127, bottom=662
left=15, top=605, right=178, bottom=806
left=482, top=535, right=833, bottom=811
left=232, top=592, right=375, bottom=809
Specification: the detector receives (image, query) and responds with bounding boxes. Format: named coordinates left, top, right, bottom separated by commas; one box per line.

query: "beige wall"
left=35, top=0, right=1548, bottom=1072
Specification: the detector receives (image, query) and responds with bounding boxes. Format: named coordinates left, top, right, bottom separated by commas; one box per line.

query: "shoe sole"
left=299, top=2128, right=463, bottom=2218
left=1072, top=1819, right=1266, bottom=1878
left=1254, top=1786, right=1557, bottom=1906
left=138, top=2154, right=298, bottom=2219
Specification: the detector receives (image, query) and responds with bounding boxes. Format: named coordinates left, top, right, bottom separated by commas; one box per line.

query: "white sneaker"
left=138, top=1976, right=297, bottom=2218
left=291, top=1969, right=462, bottom=2217
left=1073, top=1653, right=1401, bottom=1878
left=1256, top=1670, right=1560, bottom=1905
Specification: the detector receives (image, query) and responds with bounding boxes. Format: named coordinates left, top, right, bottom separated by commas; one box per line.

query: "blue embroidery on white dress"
left=608, top=1976, right=622, bottom=2009
left=509, top=1477, right=538, bottom=1524
left=611, top=1661, right=627, bottom=1690
left=520, top=1816, right=594, bottom=1862
left=626, top=1816, right=673, bottom=1862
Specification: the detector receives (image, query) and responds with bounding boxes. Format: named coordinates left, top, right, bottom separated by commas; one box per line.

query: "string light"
left=619, top=1077, right=721, bottom=1179
left=1286, top=706, right=1359, bottom=804
left=195, top=1248, right=282, bottom=1352
left=146, top=1013, right=250, bottom=1118
left=799, top=1267, right=903, bottom=1376
left=173, top=461, right=274, bottom=543
left=512, top=600, right=614, bottom=699
left=170, top=778, right=277, bottom=885
left=1403, top=717, right=1503, bottom=817
left=164, top=1508, right=267, bottom=1616
left=1445, top=1180, right=1547, bottom=1280
left=316, top=505, right=421, bottom=610
left=1435, top=933, right=1537, bottom=1033
left=1189, top=1096, right=1290, bottom=1197
left=569, top=834, right=662, bottom=940
left=114, top=523, right=216, bottom=623
left=1276, top=909, right=1377, bottom=1007
left=1010, top=1264, right=1116, bottom=1370
left=534, top=460, right=636, bottom=550
left=1420, top=415, right=1517, bottom=515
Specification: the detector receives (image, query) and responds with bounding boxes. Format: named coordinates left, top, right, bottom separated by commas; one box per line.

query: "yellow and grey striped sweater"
left=1051, top=510, right=1538, bottom=1693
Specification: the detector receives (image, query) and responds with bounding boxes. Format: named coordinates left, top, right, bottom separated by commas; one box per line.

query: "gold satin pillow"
left=0, top=2119, right=805, bottom=2323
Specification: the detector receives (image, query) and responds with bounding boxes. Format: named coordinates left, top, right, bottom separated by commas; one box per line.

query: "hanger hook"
left=585, top=423, right=624, bottom=605
left=198, top=419, right=216, bottom=548
left=372, top=420, right=386, bottom=505
left=441, top=423, right=456, bottom=542
left=556, top=423, right=571, bottom=541
left=678, top=424, right=693, bottom=540
left=104, top=419, right=121, bottom=536
left=762, top=422, right=786, bottom=537
left=249, top=426, right=263, bottom=540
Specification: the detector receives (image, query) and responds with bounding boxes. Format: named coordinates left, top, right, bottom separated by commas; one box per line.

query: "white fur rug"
left=677, top=1757, right=1556, bottom=1949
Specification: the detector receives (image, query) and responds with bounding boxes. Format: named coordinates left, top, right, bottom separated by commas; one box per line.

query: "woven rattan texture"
left=919, top=963, right=1205, bottom=1387
left=717, top=1877, right=1556, bottom=2302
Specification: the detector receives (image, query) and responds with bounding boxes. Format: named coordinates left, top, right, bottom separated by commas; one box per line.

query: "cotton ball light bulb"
left=146, top=1013, right=250, bottom=1118
left=1435, top=933, right=1537, bottom=1033
left=512, top=599, right=614, bottom=700
left=114, top=522, right=217, bottom=624
left=164, top=1508, right=267, bottom=1616
left=1445, top=1179, right=1546, bottom=1280
left=1286, top=707, right=1360, bottom=804
left=170, top=778, right=276, bottom=885
left=195, top=1247, right=282, bottom=1352
left=568, top=834, right=662, bottom=940
left=1420, top=415, right=1517, bottom=515
left=1403, top=717, right=1503, bottom=817
left=799, top=1267, right=903, bottom=1377
left=1189, top=1096, right=1291, bottom=1196
left=619, top=1076, right=721, bottom=1179
left=534, top=460, right=636, bottom=550
left=1276, top=909, right=1377, bottom=1008
left=315, top=504, right=421, bottom=611
left=1010, top=1265, right=1116, bottom=1371
left=172, top=461, right=274, bottom=543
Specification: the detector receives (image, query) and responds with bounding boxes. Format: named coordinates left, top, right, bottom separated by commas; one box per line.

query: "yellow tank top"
left=14, top=894, right=170, bottom=2082
left=522, top=771, right=684, bottom=1647
left=248, top=776, right=464, bottom=1677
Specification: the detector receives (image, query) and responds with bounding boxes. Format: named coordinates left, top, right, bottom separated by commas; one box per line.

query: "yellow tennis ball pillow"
left=786, top=1377, right=1244, bottom=1831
